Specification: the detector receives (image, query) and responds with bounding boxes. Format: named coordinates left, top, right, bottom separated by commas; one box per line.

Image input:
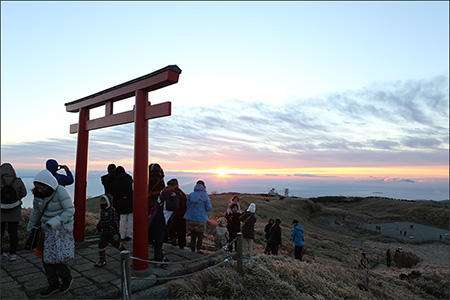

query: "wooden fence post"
left=236, top=232, right=243, bottom=274
left=120, top=250, right=132, bottom=299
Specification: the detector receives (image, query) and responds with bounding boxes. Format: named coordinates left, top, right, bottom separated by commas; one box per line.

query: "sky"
left=1, top=1, right=449, bottom=200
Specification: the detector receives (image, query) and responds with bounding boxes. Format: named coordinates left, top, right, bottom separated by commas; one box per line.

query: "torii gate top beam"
left=65, top=65, right=181, bottom=112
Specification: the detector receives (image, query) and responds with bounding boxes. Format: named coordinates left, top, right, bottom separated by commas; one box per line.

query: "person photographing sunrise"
left=45, top=159, right=74, bottom=187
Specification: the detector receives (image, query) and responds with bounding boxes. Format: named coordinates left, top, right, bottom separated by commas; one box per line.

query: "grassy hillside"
left=169, top=193, right=449, bottom=299
left=9, top=193, right=448, bottom=299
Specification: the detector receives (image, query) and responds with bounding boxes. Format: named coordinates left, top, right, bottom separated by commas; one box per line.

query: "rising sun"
left=215, top=168, right=231, bottom=177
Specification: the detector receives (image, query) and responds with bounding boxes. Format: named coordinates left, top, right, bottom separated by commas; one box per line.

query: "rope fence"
left=120, top=233, right=243, bottom=299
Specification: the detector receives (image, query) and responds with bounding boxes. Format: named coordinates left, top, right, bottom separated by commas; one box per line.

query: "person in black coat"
left=225, top=203, right=241, bottom=252
left=101, top=164, right=116, bottom=195
left=268, top=218, right=282, bottom=255
left=166, top=179, right=188, bottom=249
left=148, top=181, right=179, bottom=266
left=112, top=166, right=133, bottom=241
left=264, top=219, right=274, bottom=254
left=240, top=203, right=257, bottom=254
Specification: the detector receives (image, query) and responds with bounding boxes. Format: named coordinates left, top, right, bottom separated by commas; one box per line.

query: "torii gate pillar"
left=65, top=65, right=181, bottom=271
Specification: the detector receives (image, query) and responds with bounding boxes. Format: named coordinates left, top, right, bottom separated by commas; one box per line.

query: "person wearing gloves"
left=240, top=203, right=257, bottom=254
left=290, top=219, right=305, bottom=260
left=183, top=180, right=212, bottom=254
left=27, top=169, right=75, bottom=297
left=45, top=159, right=74, bottom=187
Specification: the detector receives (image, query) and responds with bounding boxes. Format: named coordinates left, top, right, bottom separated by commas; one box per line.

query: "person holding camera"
left=46, top=159, right=74, bottom=187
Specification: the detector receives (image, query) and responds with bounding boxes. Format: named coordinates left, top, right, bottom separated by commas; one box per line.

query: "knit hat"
left=248, top=203, right=256, bottom=213
left=217, top=217, right=227, bottom=227
left=34, top=169, right=58, bottom=191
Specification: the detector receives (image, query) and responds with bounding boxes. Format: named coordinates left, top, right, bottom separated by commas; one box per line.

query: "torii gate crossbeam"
left=65, top=65, right=181, bottom=271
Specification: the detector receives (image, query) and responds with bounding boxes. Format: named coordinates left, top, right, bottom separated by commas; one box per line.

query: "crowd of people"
left=1, top=160, right=308, bottom=298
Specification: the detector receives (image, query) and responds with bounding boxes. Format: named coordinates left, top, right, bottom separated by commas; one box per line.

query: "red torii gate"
left=65, top=65, right=181, bottom=271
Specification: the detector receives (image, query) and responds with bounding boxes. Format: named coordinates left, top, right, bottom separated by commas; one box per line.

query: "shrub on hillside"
left=394, top=250, right=421, bottom=268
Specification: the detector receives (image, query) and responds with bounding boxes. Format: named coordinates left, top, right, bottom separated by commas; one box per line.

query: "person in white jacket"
left=27, top=169, right=75, bottom=297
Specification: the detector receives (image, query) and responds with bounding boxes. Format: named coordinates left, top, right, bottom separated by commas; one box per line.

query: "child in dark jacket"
left=225, top=203, right=241, bottom=252
left=240, top=203, right=257, bottom=254
left=95, top=194, right=126, bottom=267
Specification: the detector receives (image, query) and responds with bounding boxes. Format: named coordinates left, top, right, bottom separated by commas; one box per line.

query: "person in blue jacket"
left=45, top=159, right=74, bottom=187
left=183, top=180, right=212, bottom=254
left=290, top=219, right=304, bottom=260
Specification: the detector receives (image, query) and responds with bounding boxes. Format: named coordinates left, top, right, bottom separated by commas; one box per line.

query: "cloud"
left=383, top=178, right=416, bottom=183
left=294, top=174, right=338, bottom=178
left=2, top=76, right=448, bottom=172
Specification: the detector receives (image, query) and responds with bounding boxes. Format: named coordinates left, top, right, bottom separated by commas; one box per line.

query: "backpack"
left=1, top=177, right=20, bottom=210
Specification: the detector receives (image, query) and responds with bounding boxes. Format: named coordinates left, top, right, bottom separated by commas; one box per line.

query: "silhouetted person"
left=386, top=249, right=392, bottom=267
left=101, top=164, right=116, bottom=195
left=112, top=166, right=133, bottom=241
left=268, top=218, right=282, bottom=255
left=264, top=219, right=274, bottom=254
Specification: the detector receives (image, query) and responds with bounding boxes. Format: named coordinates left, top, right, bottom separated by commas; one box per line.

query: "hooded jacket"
left=46, top=159, right=74, bottom=187
left=290, top=224, right=304, bottom=246
left=183, top=184, right=212, bottom=222
left=27, top=170, right=74, bottom=233
left=1, top=163, right=27, bottom=222
left=98, top=194, right=120, bottom=236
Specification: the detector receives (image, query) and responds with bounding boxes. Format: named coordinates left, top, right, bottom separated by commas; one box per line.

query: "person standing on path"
left=112, top=166, right=133, bottom=241
left=240, top=203, right=257, bottom=254
left=268, top=218, right=282, bottom=255
left=290, top=219, right=304, bottom=260
left=101, top=164, right=116, bottom=195
left=148, top=180, right=179, bottom=266
left=45, top=159, right=74, bottom=187
left=264, top=219, right=274, bottom=254
left=225, top=203, right=241, bottom=252
left=183, top=180, right=211, bottom=254
left=386, top=249, right=392, bottom=267
left=27, top=169, right=75, bottom=297
left=1, top=163, right=27, bottom=261
left=166, top=178, right=188, bottom=249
